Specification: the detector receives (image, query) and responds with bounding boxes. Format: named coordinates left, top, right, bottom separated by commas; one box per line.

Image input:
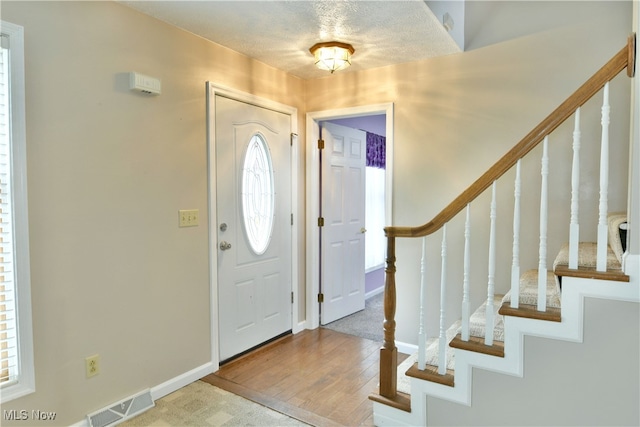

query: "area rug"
left=120, top=380, right=308, bottom=426
left=321, top=292, right=383, bottom=342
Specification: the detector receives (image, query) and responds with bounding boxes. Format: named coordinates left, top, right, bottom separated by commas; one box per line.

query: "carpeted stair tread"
left=397, top=295, right=505, bottom=394
left=458, top=294, right=505, bottom=341
left=553, top=242, right=622, bottom=271
left=449, top=333, right=505, bottom=358
left=553, top=242, right=629, bottom=282
left=405, top=363, right=455, bottom=387
left=498, top=302, right=562, bottom=322
left=397, top=322, right=459, bottom=394
left=502, top=269, right=561, bottom=309
left=554, top=212, right=627, bottom=274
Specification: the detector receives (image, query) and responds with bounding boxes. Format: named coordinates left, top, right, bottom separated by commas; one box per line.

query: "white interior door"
left=320, top=122, right=366, bottom=325
left=216, top=95, right=292, bottom=361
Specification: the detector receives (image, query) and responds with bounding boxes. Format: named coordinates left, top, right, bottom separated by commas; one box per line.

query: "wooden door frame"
left=207, top=83, right=300, bottom=370
left=305, top=103, right=394, bottom=329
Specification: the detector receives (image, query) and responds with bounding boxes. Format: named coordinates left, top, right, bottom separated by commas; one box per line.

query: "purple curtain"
left=366, top=132, right=386, bottom=169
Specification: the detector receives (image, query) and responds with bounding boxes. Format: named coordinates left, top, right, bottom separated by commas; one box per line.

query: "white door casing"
left=306, top=104, right=394, bottom=330
left=207, top=83, right=300, bottom=368
left=320, top=122, right=367, bottom=324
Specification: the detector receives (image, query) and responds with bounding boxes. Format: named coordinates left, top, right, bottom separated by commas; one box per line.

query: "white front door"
left=320, top=122, right=366, bottom=325
left=216, top=95, right=292, bottom=361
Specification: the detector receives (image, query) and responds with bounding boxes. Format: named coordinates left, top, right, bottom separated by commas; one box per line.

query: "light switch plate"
left=179, top=209, right=199, bottom=227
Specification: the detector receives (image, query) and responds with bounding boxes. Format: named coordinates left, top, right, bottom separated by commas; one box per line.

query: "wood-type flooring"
left=202, top=328, right=409, bottom=427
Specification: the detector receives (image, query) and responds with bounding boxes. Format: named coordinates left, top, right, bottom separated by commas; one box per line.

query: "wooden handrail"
left=374, top=33, right=636, bottom=404
left=385, top=34, right=636, bottom=240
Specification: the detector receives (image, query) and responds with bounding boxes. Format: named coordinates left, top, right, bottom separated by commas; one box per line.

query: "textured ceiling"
left=118, top=0, right=462, bottom=79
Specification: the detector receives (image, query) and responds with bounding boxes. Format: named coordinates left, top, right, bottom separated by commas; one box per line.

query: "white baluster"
left=597, top=82, right=610, bottom=272
left=418, top=237, right=427, bottom=370
left=538, top=137, right=549, bottom=312
left=485, top=182, right=497, bottom=346
left=461, top=205, right=471, bottom=341
left=438, top=225, right=448, bottom=375
left=569, top=108, right=581, bottom=269
left=510, top=160, right=522, bottom=309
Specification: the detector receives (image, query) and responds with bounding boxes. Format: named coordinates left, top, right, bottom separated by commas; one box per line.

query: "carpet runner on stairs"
left=502, top=270, right=561, bottom=309
left=397, top=295, right=504, bottom=394
left=553, top=212, right=629, bottom=282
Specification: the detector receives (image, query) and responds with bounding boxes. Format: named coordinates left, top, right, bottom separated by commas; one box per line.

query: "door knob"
left=360, top=227, right=367, bottom=234
left=219, top=241, right=232, bottom=251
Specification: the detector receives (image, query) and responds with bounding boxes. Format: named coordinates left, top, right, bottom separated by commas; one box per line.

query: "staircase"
left=369, top=35, right=638, bottom=426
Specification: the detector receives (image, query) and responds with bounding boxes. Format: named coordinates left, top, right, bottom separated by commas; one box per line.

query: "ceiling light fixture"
left=309, top=41, right=355, bottom=74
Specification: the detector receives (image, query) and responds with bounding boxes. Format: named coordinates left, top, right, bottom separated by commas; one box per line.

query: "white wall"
left=426, top=0, right=465, bottom=51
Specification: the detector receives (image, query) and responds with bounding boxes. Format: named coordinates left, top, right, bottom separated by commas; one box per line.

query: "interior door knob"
left=219, top=241, right=232, bottom=251
left=360, top=227, right=367, bottom=234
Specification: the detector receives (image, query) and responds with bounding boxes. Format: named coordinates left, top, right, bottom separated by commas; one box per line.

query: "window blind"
left=0, top=34, right=18, bottom=387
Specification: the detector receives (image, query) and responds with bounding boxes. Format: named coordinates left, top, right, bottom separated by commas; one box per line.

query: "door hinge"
left=290, top=132, right=298, bottom=146
left=318, top=217, right=324, bottom=227
left=318, top=293, right=324, bottom=303
left=291, top=291, right=294, bottom=304
left=317, top=139, right=325, bottom=150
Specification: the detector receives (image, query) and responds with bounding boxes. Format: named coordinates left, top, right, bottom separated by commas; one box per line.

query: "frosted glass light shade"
left=309, top=42, right=355, bottom=73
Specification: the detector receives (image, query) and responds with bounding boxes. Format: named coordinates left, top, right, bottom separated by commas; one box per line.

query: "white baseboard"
left=293, top=320, right=306, bottom=334
left=396, top=340, right=418, bottom=356
left=71, top=362, right=217, bottom=426
left=365, top=286, right=384, bottom=299
left=151, top=362, right=216, bottom=401
left=69, top=417, right=90, bottom=427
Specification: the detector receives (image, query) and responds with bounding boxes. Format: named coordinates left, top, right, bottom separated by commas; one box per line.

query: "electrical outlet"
left=179, top=209, right=199, bottom=227
left=86, top=354, right=100, bottom=378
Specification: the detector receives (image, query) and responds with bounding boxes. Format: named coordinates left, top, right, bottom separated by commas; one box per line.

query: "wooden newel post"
left=380, top=234, right=398, bottom=398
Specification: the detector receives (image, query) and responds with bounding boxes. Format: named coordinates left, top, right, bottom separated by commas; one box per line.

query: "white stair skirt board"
left=378, top=273, right=639, bottom=425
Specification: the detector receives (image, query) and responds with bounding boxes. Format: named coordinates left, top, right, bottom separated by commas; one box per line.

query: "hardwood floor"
left=201, top=328, right=409, bottom=427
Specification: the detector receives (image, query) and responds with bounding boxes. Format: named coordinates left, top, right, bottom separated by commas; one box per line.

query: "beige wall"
left=306, top=1, right=632, bottom=343
left=1, top=1, right=304, bottom=425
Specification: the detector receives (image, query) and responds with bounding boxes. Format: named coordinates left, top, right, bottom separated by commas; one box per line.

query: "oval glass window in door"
left=241, top=133, right=275, bottom=255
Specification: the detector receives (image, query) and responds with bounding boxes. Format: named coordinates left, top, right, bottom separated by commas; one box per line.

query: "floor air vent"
left=87, top=389, right=154, bottom=427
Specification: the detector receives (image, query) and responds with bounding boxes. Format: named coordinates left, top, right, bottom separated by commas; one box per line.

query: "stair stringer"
left=372, top=272, right=640, bottom=427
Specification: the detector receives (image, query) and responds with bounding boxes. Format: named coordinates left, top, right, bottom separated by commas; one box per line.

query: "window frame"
left=241, top=133, right=276, bottom=256
left=0, top=20, right=35, bottom=403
